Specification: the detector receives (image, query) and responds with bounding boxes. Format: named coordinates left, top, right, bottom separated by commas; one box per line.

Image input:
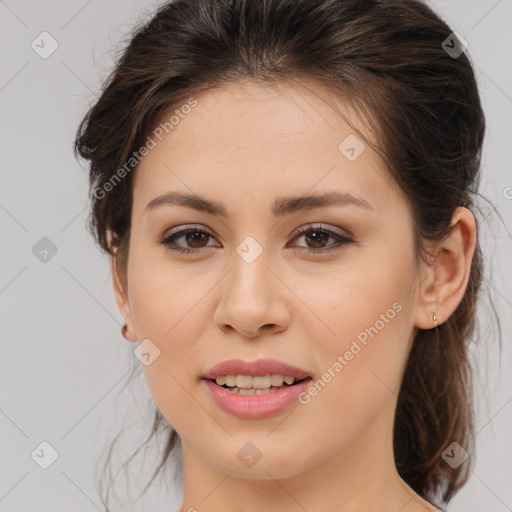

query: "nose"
left=213, top=251, right=290, bottom=339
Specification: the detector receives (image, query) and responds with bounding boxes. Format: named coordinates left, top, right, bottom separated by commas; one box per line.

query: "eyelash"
left=158, top=224, right=354, bottom=255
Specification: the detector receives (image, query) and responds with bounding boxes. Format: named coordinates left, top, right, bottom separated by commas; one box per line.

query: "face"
left=116, top=78, right=423, bottom=480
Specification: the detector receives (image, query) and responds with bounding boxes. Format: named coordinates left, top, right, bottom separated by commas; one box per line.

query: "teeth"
left=214, top=374, right=297, bottom=389
left=236, top=375, right=253, bottom=388
left=224, top=375, right=236, bottom=387
left=271, top=375, right=284, bottom=386
left=226, top=387, right=283, bottom=395
left=253, top=376, right=271, bottom=388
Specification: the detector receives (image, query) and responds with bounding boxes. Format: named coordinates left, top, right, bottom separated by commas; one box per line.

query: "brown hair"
left=74, top=0, right=493, bottom=509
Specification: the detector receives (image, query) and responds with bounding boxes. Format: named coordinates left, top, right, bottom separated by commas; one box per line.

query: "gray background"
left=1, top=0, right=511, bottom=510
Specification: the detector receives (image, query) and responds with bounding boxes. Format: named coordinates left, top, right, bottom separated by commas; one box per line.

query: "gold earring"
left=433, top=313, right=438, bottom=328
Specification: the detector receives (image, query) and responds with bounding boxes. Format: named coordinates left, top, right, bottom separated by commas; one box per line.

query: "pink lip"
left=201, top=358, right=312, bottom=419
left=202, top=358, right=311, bottom=380
left=203, top=378, right=312, bottom=419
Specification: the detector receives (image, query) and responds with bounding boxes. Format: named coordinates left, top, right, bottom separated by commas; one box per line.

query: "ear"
left=109, top=234, right=137, bottom=342
left=413, top=206, right=477, bottom=329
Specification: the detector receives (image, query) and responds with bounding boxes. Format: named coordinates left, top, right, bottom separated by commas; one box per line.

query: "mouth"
left=207, top=373, right=312, bottom=395
left=201, top=358, right=313, bottom=418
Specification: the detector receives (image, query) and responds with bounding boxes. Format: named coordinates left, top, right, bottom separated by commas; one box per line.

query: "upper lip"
left=202, top=358, right=311, bottom=381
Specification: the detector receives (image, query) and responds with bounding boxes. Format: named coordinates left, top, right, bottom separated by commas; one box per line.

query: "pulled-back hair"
left=74, top=0, right=490, bottom=509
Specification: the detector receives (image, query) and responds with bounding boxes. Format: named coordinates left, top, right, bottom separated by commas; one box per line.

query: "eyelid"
left=162, top=223, right=215, bottom=238
left=161, top=222, right=350, bottom=241
left=158, top=222, right=355, bottom=255
left=292, top=222, right=351, bottom=240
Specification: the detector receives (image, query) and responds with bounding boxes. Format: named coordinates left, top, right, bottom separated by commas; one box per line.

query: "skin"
left=111, top=78, right=476, bottom=512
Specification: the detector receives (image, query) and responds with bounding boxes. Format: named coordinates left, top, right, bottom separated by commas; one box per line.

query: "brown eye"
left=160, top=226, right=218, bottom=253
left=183, top=230, right=210, bottom=248
left=290, top=225, right=354, bottom=254
left=302, top=229, right=329, bottom=248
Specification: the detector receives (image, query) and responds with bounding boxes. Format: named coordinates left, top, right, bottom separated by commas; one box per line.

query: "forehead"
left=132, top=79, right=402, bottom=217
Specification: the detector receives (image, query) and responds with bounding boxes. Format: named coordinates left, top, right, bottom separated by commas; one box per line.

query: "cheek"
left=127, top=254, right=213, bottom=429
left=127, top=247, right=209, bottom=341
left=300, top=246, right=413, bottom=433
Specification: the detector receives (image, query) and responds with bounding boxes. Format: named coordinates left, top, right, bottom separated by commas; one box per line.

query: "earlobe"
left=109, top=250, right=137, bottom=342
left=414, top=206, right=477, bottom=330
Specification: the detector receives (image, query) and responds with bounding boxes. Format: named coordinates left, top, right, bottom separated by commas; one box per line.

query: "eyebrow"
left=144, top=190, right=373, bottom=217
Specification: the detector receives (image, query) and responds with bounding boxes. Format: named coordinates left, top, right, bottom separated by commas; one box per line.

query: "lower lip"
left=202, top=378, right=312, bottom=419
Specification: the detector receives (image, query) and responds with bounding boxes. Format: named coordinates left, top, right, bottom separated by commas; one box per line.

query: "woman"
left=74, top=0, right=486, bottom=510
